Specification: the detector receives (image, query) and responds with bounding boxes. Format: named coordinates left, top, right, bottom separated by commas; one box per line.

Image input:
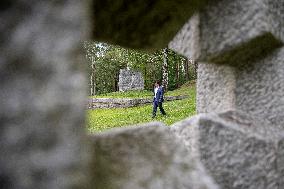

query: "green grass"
left=93, top=90, right=152, bottom=99
left=166, top=81, right=195, bottom=96
left=87, top=82, right=196, bottom=133
left=91, top=80, right=195, bottom=99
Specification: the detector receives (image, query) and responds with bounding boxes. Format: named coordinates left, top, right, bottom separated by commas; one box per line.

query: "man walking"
left=152, top=81, right=166, bottom=118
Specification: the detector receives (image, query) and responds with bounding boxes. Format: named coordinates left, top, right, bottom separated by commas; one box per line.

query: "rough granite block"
left=197, top=47, right=284, bottom=128
left=267, top=0, right=284, bottom=43
left=93, top=0, right=215, bottom=50
left=169, top=0, right=284, bottom=64
left=197, top=63, right=236, bottom=114
left=168, top=14, right=200, bottom=60
left=90, top=122, right=219, bottom=189
left=235, top=47, right=284, bottom=129
left=198, top=0, right=283, bottom=64
left=277, top=137, right=284, bottom=187
left=171, top=110, right=284, bottom=189
left=0, top=1, right=92, bottom=189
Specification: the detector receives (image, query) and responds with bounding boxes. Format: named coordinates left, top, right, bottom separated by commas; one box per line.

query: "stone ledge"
left=88, top=95, right=189, bottom=109
left=171, top=110, right=284, bottom=189
left=89, top=122, right=220, bottom=189
left=170, top=0, right=284, bottom=66
left=93, top=0, right=214, bottom=50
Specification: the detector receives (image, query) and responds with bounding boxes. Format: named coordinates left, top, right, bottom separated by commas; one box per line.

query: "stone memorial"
left=118, top=69, right=144, bottom=92
left=2, top=0, right=284, bottom=188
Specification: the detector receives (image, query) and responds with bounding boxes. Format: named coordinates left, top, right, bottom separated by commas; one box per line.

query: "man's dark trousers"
left=152, top=101, right=166, bottom=118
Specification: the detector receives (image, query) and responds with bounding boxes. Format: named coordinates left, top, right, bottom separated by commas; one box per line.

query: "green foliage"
left=166, top=50, right=183, bottom=90
left=87, top=84, right=196, bottom=132
left=84, top=42, right=196, bottom=95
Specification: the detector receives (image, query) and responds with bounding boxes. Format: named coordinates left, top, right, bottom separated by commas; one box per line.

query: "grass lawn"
left=87, top=82, right=196, bottom=133
left=92, top=90, right=152, bottom=99
left=90, top=81, right=195, bottom=99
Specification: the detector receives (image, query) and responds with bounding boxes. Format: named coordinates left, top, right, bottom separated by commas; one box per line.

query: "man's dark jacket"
left=153, top=86, right=164, bottom=104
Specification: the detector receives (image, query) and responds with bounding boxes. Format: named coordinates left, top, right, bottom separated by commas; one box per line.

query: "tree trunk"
left=189, top=59, right=198, bottom=80
left=175, top=60, right=180, bottom=88
left=114, top=72, right=119, bottom=91
left=162, top=48, right=169, bottom=91
left=184, top=58, right=189, bottom=81
left=90, top=56, right=96, bottom=96
left=194, top=60, right=198, bottom=80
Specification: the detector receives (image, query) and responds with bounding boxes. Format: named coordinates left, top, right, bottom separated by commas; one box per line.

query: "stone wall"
left=90, top=122, right=219, bottom=189
left=88, top=95, right=188, bottom=109
left=2, top=0, right=284, bottom=189
left=118, top=69, right=144, bottom=92
left=171, top=111, right=283, bottom=189
left=1, top=1, right=92, bottom=189
left=168, top=0, right=284, bottom=188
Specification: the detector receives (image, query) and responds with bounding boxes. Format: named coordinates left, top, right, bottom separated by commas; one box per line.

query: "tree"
left=84, top=42, right=194, bottom=94
left=188, top=59, right=197, bottom=80
left=162, top=48, right=169, bottom=91
left=175, top=60, right=180, bottom=88
left=193, top=60, right=198, bottom=80
left=90, top=56, right=96, bottom=95
left=184, top=58, right=190, bottom=81
left=83, top=41, right=104, bottom=96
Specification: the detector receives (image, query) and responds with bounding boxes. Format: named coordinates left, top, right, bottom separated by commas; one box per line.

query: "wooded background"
left=84, top=41, right=197, bottom=95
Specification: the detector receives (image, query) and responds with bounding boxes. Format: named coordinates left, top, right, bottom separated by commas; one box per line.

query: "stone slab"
left=93, top=0, right=214, bottom=50
left=198, top=0, right=284, bottom=64
left=90, top=122, right=219, bottom=189
left=197, top=63, right=236, bottom=114
left=171, top=110, right=284, bottom=189
left=169, top=0, right=284, bottom=65
left=197, top=47, right=284, bottom=128
left=87, top=95, right=189, bottom=109
left=168, top=14, right=200, bottom=60
left=118, top=69, right=144, bottom=92
left=0, top=1, right=92, bottom=189
left=235, top=47, right=284, bottom=129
